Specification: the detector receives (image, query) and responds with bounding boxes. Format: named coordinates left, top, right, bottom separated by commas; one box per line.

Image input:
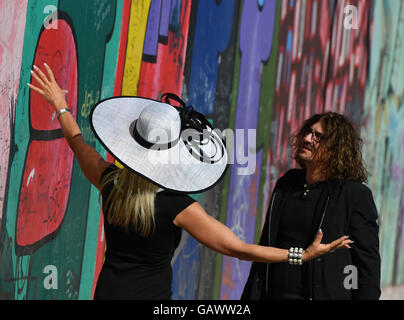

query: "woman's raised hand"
left=302, top=229, right=352, bottom=262
left=27, top=63, right=68, bottom=112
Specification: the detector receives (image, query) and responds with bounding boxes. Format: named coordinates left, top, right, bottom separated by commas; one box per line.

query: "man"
left=241, top=112, right=381, bottom=300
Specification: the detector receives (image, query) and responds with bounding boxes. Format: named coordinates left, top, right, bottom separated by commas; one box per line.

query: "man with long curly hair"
left=242, top=112, right=381, bottom=300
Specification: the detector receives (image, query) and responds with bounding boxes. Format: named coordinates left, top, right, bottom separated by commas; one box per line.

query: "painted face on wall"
left=298, top=120, right=325, bottom=163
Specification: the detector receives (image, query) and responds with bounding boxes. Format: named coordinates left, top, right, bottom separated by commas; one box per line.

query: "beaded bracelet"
left=288, top=247, right=303, bottom=265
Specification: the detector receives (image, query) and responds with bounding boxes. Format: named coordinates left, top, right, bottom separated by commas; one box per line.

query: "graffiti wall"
left=0, top=0, right=403, bottom=300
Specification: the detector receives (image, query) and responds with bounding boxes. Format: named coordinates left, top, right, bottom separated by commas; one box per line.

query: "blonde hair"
left=99, top=167, right=159, bottom=237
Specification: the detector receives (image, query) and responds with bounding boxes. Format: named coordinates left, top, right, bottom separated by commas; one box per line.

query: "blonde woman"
left=28, top=64, right=352, bottom=300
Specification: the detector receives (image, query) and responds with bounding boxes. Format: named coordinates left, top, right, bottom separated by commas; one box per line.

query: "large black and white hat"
left=90, top=93, right=228, bottom=193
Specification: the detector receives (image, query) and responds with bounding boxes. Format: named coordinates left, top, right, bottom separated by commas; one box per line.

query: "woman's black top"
left=94, top=165, right=195, bottom=300
left=268, top=180, right=326, bottom=300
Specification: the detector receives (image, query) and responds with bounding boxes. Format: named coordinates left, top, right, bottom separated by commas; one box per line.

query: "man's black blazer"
left=241, top=169, right=381, bottom=300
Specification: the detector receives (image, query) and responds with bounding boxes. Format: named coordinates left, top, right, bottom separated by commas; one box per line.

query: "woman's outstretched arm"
left=173, top=202, right=352, bottom=263
left=28, top=63, right=110, bottom=190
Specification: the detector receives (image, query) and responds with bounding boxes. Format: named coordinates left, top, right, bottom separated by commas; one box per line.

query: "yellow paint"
left=121, top=0, right=151, bottom=96
left=81, top=89, right=100, bottom=118
left=114, top=160, right=124, bottom=168
left=117, top=0, right=151, bottom=167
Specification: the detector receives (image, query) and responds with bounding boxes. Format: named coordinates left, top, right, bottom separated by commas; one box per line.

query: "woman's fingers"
left=333, top=241, right=350, bottom=250
left=329, top=235, right=348, bottom=248
left=27, top=83, right=44, bottom=96
left=43, top=62, right=55, bottom=82
left=340, top=239, right=353, bottom=249
left=313, top=229, right=323, bottom=244
left=30, top=70, right=46, bottom=89
left=28, top=64, right=68, bottom=109
left=33, top=65, right=50, bottom=84
left=328, top=236, right=351, bottom=251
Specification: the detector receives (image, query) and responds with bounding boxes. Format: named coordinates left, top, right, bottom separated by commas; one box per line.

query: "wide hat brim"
left=89, top=96, right=228, bottom=193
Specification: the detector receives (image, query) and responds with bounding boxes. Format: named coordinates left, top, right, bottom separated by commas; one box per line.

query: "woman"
left=28, top=64, right=352, bottom=300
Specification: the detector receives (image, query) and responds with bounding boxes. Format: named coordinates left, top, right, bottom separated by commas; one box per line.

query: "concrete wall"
left=0, top=0, right=402, bottom=300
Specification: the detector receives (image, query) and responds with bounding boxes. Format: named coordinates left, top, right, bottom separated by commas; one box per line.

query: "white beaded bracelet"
left=288, top=247, right=303, bottom=265
left=57, top=107, right=71, bottom=119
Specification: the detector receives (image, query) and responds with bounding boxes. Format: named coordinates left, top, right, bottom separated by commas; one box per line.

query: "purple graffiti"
left=159, top=0, right=172, bottom=43
left=221, top=0, right=276, bottom=300
left=143, top=0, right=178, bottom=61
left=170, top=0, right=181, bottom=27
left=143, top=0, right=162, bottom=60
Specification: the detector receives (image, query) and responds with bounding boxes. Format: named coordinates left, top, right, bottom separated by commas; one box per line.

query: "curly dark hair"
left=291, top=112, right=368, bottom=183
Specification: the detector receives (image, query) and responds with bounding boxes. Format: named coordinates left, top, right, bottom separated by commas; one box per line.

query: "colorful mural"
left=0, top=0, right=403, bottom=300
left=362, top=0, right=404, bottom=288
